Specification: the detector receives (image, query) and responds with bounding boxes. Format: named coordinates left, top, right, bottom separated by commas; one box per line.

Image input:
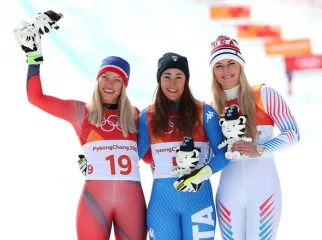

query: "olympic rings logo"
left=162, top=116, right=179, bottom=134
left=100, top=115, right=122, bottom=132
left=161, top=116, right=198, bottom=134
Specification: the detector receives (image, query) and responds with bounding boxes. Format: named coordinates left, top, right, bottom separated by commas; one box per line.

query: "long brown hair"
left=211, top=69, right=257, bottom=140
left=151, top=81, right=199, bottom=136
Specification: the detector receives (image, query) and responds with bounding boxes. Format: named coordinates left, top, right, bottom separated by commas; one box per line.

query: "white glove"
left=14, top=23, right=41, bottom=53
left=14, top=25, right=43, bottom=64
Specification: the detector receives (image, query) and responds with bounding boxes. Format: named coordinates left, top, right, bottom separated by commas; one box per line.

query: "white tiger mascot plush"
left=218, top=105, right=252, bottom=159
left=14, top=10, right=63, bottom=54
left=170, top=137, right=201, bottom=178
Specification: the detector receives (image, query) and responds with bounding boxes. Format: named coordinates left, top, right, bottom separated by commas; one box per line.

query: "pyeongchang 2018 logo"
left=100, top=115, right=122, bottom=132
left=155, top=147, right=177, bottom=154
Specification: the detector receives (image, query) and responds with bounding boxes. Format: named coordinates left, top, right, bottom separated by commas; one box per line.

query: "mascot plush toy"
left=14, top=10, right=63, bottom=63
left=218, top=105, right=252, bottom=159
left=170, top=137, right=201, bottom=178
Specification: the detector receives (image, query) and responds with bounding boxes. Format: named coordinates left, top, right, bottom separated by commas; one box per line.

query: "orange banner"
left=209, top=6, right=250, bottom=20
left=237, top=24, right=281, bottom=39
left=264, top=39, right=311, bottom=56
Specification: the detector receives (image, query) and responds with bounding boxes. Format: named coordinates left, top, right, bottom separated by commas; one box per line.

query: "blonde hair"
left=86, top=81, right=137, bottom=138
left=211, top=69, right=257, bottom=140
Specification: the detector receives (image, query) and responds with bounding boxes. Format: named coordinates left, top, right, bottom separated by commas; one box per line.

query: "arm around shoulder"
left=203, top=104, right=229, bottom=174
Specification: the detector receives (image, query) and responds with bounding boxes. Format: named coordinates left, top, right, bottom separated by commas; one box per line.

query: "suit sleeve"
left=260, top=85, right=300, bottom=154
left=137, top=108, right=153, bottom=163
left=203, top=104, right=230, bottom=173
left=27, top=64, right=86, bottom=127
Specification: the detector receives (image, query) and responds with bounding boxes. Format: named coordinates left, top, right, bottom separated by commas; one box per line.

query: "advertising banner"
left=264, top=39, right=311, bottom=56
left=284, top=55, right=322, bottom=70
left=209, top=6, right=250, bottom=19
left=237, top=24, right=281, bottom=39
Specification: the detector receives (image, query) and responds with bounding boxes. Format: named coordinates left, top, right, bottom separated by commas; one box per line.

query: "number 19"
left=106, top=155, right=132, bottom=175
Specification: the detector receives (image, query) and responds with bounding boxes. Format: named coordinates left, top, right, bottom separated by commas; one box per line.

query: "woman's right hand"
left=14, top=23, right=43, bottom=63
left=13, top=10, right=63, bottom=65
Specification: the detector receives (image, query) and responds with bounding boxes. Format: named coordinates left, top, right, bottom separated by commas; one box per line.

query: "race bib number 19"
left=83, top=140, right=140, bottom=181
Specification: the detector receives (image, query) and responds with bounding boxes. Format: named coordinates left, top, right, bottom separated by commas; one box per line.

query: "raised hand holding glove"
left=13, top=10, right=63, bottom=64
left=14, top=25, right=43, bottom=64
left=14, top=23, right=41, bottom=52
left=174, top=165, right=212, bottom=192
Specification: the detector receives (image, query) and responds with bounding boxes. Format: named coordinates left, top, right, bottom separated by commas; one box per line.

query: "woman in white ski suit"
left=209, top=35, right=300, bottom=240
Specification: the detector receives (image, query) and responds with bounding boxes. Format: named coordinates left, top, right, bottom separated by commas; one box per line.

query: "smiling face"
left=213, top=59, right=241, bottom=90
left=160, top=68, right=186, bottom=102
left=97, top=71, right=123, bottom=104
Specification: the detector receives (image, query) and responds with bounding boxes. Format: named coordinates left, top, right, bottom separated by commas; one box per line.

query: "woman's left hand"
left=231, top=141, right=260, bottom=158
